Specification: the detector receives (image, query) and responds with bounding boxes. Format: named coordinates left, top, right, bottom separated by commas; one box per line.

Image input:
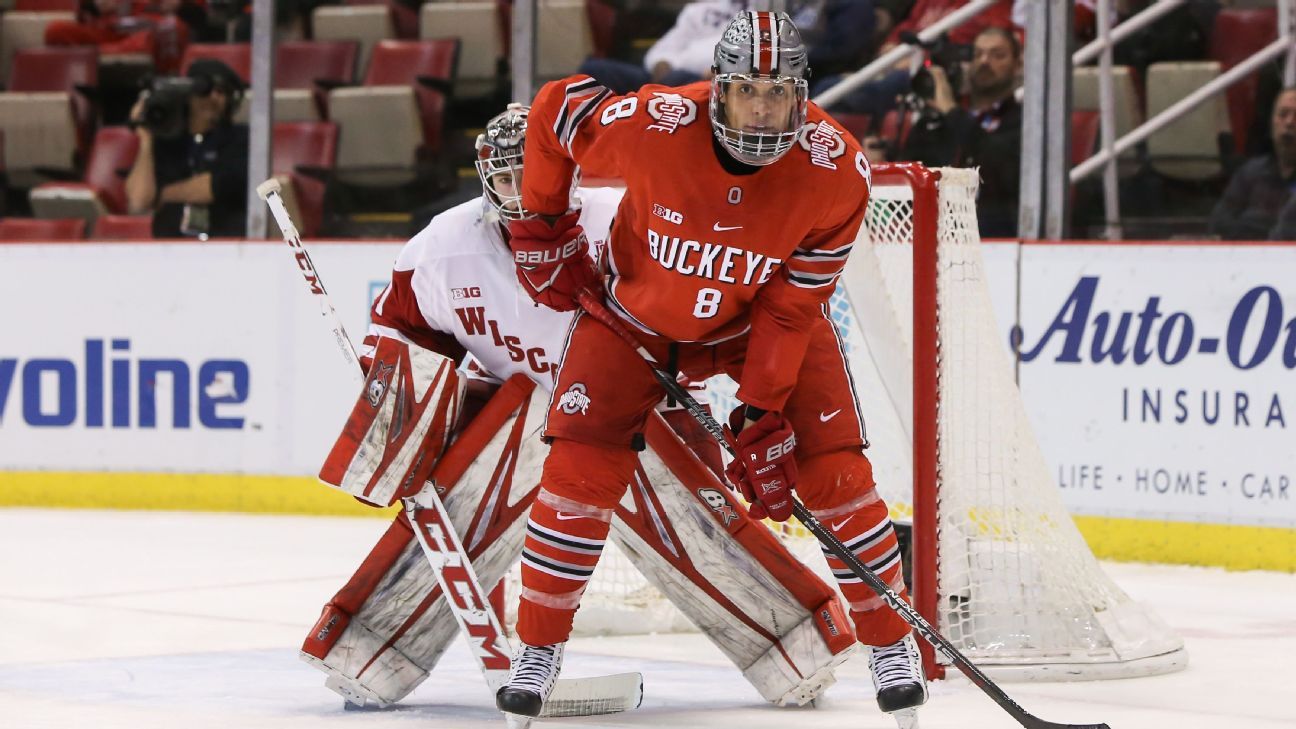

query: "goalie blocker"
left=318, top=335, right=462, bottom=507
left=302, top=342, right=857, bottom=708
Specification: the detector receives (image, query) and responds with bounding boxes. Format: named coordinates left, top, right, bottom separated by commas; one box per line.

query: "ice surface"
left=1, top=509, right=1292, bottom=729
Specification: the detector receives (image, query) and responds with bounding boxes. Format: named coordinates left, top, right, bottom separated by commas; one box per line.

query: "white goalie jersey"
left=362, top=187, right=623, bottom=385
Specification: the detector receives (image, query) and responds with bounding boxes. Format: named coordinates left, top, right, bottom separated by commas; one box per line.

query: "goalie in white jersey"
left=361, top=109, right=618, bottom=396
left=300, top=104, right=857, bottom=712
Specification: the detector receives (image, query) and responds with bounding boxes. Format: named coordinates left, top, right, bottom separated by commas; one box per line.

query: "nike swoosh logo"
left=555, top=513, right=584, bottom=521
left=819, top=409, right=842, bottom=422
left=831, top=516, right=853, bottom=531
left=712, top=223, right=743, bottom=232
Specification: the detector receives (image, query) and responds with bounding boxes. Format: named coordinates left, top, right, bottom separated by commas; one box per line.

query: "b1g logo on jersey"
left=652, top=203, right=684, bottom=224
left=451, top=286, right=481, bottom=300
left=646, top=92, right=697, bottom=134
left=798, top=121, right=846, bottom=170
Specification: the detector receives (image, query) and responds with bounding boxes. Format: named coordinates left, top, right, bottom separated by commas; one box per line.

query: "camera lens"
left=911, top=68, right=935, bottom=101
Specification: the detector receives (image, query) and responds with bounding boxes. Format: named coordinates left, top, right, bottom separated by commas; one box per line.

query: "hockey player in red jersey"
left=302, top=103, right=857, bottom=715
left=498, top=9, right=928, bottom=724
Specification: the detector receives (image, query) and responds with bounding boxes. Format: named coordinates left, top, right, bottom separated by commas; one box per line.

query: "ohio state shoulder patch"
left=646, top=92, right=698, bottom=134
left=798, top=121, right=847, bottom=170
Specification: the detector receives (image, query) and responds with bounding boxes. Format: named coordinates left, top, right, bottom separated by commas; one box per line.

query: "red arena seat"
left=9, top=46, right=97, bottom=158
left=273, top=121, right=338, bottom=238
left=1209, top=9, right=1278, bottom=153
left=0, top=217, right=86, bottom=240
left=94, top=214, right=153, bottom=239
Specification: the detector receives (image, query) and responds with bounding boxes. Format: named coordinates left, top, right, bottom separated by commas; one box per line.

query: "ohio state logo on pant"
left=558, top=383, right=591, bottom=415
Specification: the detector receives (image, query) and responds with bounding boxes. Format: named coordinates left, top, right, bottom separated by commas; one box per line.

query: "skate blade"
left=891, top=707, right=920, bottom=729
left=503, top=711, right=535, bottom=729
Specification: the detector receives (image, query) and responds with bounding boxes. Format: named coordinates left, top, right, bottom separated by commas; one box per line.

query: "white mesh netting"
left=507, top=167, right=1186, bottom=679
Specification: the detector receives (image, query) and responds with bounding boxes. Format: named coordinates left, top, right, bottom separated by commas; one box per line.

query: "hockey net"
left=508, top=165, right=1187, bottom=680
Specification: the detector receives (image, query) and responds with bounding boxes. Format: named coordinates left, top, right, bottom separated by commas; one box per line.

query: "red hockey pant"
left=515, top=311, right=912, bottom=647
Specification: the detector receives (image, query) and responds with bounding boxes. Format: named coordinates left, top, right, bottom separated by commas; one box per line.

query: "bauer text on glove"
left=508, top=211, right=599, bottom=312
left=723, top=409, right=798, bottom=522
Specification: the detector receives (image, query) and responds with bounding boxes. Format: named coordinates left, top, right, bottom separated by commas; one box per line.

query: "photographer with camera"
left=125, top=58, right=249, bottom=238
left=899, top=25, right=1022, bottom=237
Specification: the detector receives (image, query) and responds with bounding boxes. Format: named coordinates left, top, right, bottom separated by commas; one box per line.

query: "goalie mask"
left=710, top=11, right=810, bottom=166
left=475, top=103, right=530, bottom=221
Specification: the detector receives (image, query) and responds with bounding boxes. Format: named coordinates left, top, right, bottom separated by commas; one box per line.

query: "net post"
left=873, top=162, right=944, bottom=680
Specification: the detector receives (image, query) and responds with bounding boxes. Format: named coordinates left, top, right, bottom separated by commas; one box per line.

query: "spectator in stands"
left=46, top=0, right=151, bottom=49
left=1209, top=87, right=1296, bottom=241
left=898, top=25, right=1022, bottom=237
left=794, top=0, right=878, bottom=80
left=577, top=0, right=744, bottom=94
left=874, top=0, right=917, bottom=45
left=585, top=0, right=877, bottom=98
left=883, top=0, right=1012, bottom=49
left=125, top=59, right=249, bottom=238
left=45, top=0, right=196, bottom=73
left=816, top=0, right=1013, bottom=130
left=1271, top=196, right=1296, bottom=241
left=1111, top=0, right=1219, bottom=78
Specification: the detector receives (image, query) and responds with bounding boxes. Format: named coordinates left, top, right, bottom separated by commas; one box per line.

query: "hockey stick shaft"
left=256, top=179, right=515, bottom=692
left=576, top=290, right=1108, bottom=729
left=257, top=180, right=363, bottom=382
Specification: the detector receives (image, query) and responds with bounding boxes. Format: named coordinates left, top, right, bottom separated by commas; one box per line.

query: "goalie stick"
left=575, top=290, right=1111, bottom=729
left=255, top=178, right=642, bottom=718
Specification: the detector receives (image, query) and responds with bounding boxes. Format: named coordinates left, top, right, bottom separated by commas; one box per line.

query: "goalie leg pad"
left=742, top=597, right=857, bottom=706
left=305, top=510, right=416, bottom=658
left=301, top=376, right=546, bottom=705
left=802, top=448, right=912, bottom=647
left=301, top=508, right=524, bottom=705
left=516, top=439, right=636, bottom=647
left=607, top=413, right=857, bottom=705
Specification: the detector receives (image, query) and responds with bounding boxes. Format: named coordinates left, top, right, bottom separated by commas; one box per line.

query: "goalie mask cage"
left=508, top=164, right=1187, bottom=682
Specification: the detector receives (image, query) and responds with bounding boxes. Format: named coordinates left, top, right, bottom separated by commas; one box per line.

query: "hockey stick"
left=256, top=179, right=642, bottom=717
left=576, top=290, right=1110, bottom=729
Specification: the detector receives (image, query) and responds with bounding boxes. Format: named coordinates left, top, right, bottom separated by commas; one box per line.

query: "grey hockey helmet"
left=710, top=10, right=810, bottom=166
left=475, top=103, right=530, bottom=220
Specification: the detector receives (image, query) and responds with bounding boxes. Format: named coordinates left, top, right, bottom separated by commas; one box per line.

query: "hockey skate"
left=497, top=642, right=565, bottom=728
left=868, top=633, right=927, bottom=728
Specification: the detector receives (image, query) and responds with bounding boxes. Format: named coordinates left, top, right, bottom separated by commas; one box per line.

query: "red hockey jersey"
left=523, top=77, right=872, bottom=411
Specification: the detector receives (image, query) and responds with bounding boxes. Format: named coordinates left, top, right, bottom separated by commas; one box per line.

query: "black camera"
left=900, top=32, right=971, bottom=106
left=140, top=76, right=210, bottom=139
left=138, top=59, right=244, bottom=139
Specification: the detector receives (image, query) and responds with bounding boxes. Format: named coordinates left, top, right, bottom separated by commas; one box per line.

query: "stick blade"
left=1023, top=720, right=1111, bottom=729
left=540, top=672, right=643, bottom=717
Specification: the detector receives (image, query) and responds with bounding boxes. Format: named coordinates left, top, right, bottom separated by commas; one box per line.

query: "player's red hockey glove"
left=723, top=408, right=798, bottom=522
left=507, top=211, right=599, bottom=312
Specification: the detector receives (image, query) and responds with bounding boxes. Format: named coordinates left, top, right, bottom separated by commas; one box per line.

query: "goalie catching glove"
left=724, top=408, right=798, bottom=522
left=508, top=211, right=599, bottom=312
